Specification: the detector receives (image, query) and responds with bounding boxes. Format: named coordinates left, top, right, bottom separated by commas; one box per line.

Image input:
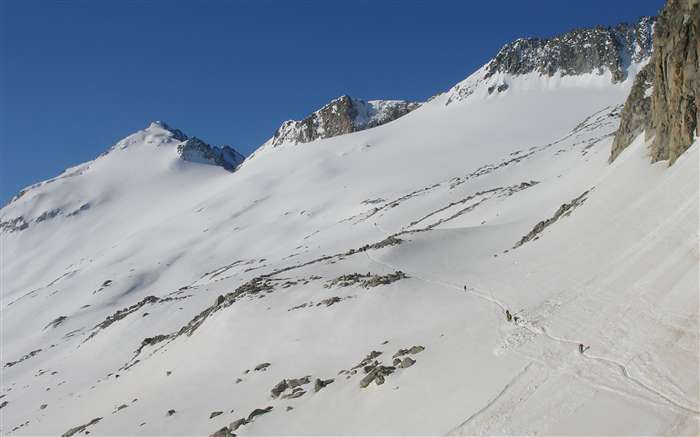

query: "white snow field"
left=1, top=58, right=698, bottom=435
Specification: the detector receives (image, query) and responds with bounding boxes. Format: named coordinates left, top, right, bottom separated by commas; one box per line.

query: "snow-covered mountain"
left=1, top=4, right=698, bottom=436
left=443, top=16, right=654, bottom=105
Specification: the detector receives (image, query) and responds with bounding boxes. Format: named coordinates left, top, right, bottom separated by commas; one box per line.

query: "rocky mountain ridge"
left=486, top=16, right=655, bottom=83
left=262, top=95, right=421, bottom=148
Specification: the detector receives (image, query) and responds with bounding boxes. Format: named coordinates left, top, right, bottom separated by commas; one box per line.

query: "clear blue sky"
left=1, top=0, right=663, bottom=204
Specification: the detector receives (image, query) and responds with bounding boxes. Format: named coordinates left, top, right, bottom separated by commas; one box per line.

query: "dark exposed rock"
left=265, top=96, right=421, bottom=147
left=177, top=137, right=245, bottom=172
left=393, top=345, right=425, bottom=358
left=210, top=426, right=236, bottom=437
left=167, top=409, right=176, bottom=416
left=67, top=203, right=91, bottom=217
left=254, top=362, right=271, bottom=371
left=0, top=216, right=29, bottom=233
left=247, top=406, right=273, bottom=421
left=5, top=349, right=42, bottom=368
left=512, top=190, right=591, bottom=249
left=44, top=316, right=68, bottom=330
left=325, top=271, right=407, bottom=289
left=40, top=403, right=48, bottom=410
left=61, top=417, right=102, bottom=437
left=210, top=411, right=224, bottom=419
left=271, top=375, right=312, bottom=398
left=229, top=418, right=249, bottom=431
left=351, top=351, right=383, bottom=371
left=360, top=365, right=396, bottom=388
left=35, top=208, right=62, bottom=223
left=270, top=380, right=288, bottom=398
left=397, top=357, right=416, bottom=368
left=0, top=401, right=7, bottom=409
left=316, top=296, right=342, bottom=307
left=313, top=378, right=334, bottom=392
left=150, top=121, right=188, bottom=142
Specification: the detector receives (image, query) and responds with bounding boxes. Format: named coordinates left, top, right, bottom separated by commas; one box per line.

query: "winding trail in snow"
left=363, top=243, right=700, bottom=418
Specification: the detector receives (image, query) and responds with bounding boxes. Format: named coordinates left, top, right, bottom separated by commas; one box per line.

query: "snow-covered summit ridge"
left=106, top=121, right=244, bottom=170
left=261, top=95, right=421, bottom=148
left=443, top=16, right=655, bottom=105
left=3, top=121, right=244, bottom=210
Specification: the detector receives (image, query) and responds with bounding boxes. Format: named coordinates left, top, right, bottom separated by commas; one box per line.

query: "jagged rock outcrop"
left=611, top=0, right=698, bottom=165
left=264, top=96, right=420, bottom=147
left=177, top=137, right=245, bottom=171
left=609, top=62, right=655, bottom=161
left=486, top=17, right=654, bottom=83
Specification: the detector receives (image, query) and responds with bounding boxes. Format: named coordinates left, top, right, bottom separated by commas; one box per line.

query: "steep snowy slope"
left=1, top=15, right=697, bottom=437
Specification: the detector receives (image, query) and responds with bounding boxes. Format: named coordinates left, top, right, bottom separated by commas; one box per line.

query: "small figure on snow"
left=505, top=310, right=512, bottom=322
left=578, top=343, right=585, bottom=354
left=463, top=285, right=467, bottom=291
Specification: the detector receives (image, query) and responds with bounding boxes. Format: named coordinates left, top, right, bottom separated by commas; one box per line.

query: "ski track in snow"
left=363, top=242, right=700, bottom=421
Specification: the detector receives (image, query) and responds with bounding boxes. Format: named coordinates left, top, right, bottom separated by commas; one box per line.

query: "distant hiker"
left=513, top=316, right=519, bottom=324
left=578, top=343, right=585, bottom=354
left=505, top=310, right=512, bottom=322
left=463, top=285, right=467, bottom=291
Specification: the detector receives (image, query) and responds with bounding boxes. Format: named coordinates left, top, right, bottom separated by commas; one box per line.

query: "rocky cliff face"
left=609, top=62, right=655, bottom=161
left=177, top=137, right=245, bottom=171
left=611, top=0, right=699, bottom=164
left=486, top=17, right=654, bottom=83
left=264, top=96, right=420, bottom=147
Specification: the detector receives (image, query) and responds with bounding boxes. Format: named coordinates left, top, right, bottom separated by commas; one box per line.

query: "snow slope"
left=1, top=39, right=698, bottom=436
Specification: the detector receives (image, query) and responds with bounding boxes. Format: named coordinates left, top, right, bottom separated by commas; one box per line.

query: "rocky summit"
left=262, top=95, right=420, bottom=148
left=486, top=16, right=655, bottom=83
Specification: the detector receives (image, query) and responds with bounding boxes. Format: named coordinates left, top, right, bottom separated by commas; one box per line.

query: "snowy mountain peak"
left=261, top=95, right=421, bottom=149
left=443, top=16, right=655, bottom=105
left=147, top=120, right=188, bottom=142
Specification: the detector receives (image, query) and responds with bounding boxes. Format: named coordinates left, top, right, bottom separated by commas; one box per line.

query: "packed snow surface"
left=1, top=64, right=698, bottom=436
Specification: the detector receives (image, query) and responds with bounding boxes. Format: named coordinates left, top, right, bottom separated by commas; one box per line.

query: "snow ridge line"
left=363, top=249, right=700, bottom=417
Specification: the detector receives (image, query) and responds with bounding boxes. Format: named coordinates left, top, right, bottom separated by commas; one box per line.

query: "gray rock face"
left=610, top=63, right=655, bottom=161
left=265, top=95, right=421, bottom=147
left=177, top=137, right=245, bottom=171
left=486, top=16, right=655, bottom=83
left=511, top=190, right=591, bottom=250
left=611, top=0, right=698, bottom=165
left=648, top=0, right=699, bottom=164
left=0, top=216, right=29, bottom=233
left=313, top=378, right=334, bottom=392
left=61, top=417, right=102, bottom=437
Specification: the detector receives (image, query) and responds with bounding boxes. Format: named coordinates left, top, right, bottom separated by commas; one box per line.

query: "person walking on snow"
left=505, top=310, right=512, bottom=322
left=579, top=343, right=585, bottom=354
